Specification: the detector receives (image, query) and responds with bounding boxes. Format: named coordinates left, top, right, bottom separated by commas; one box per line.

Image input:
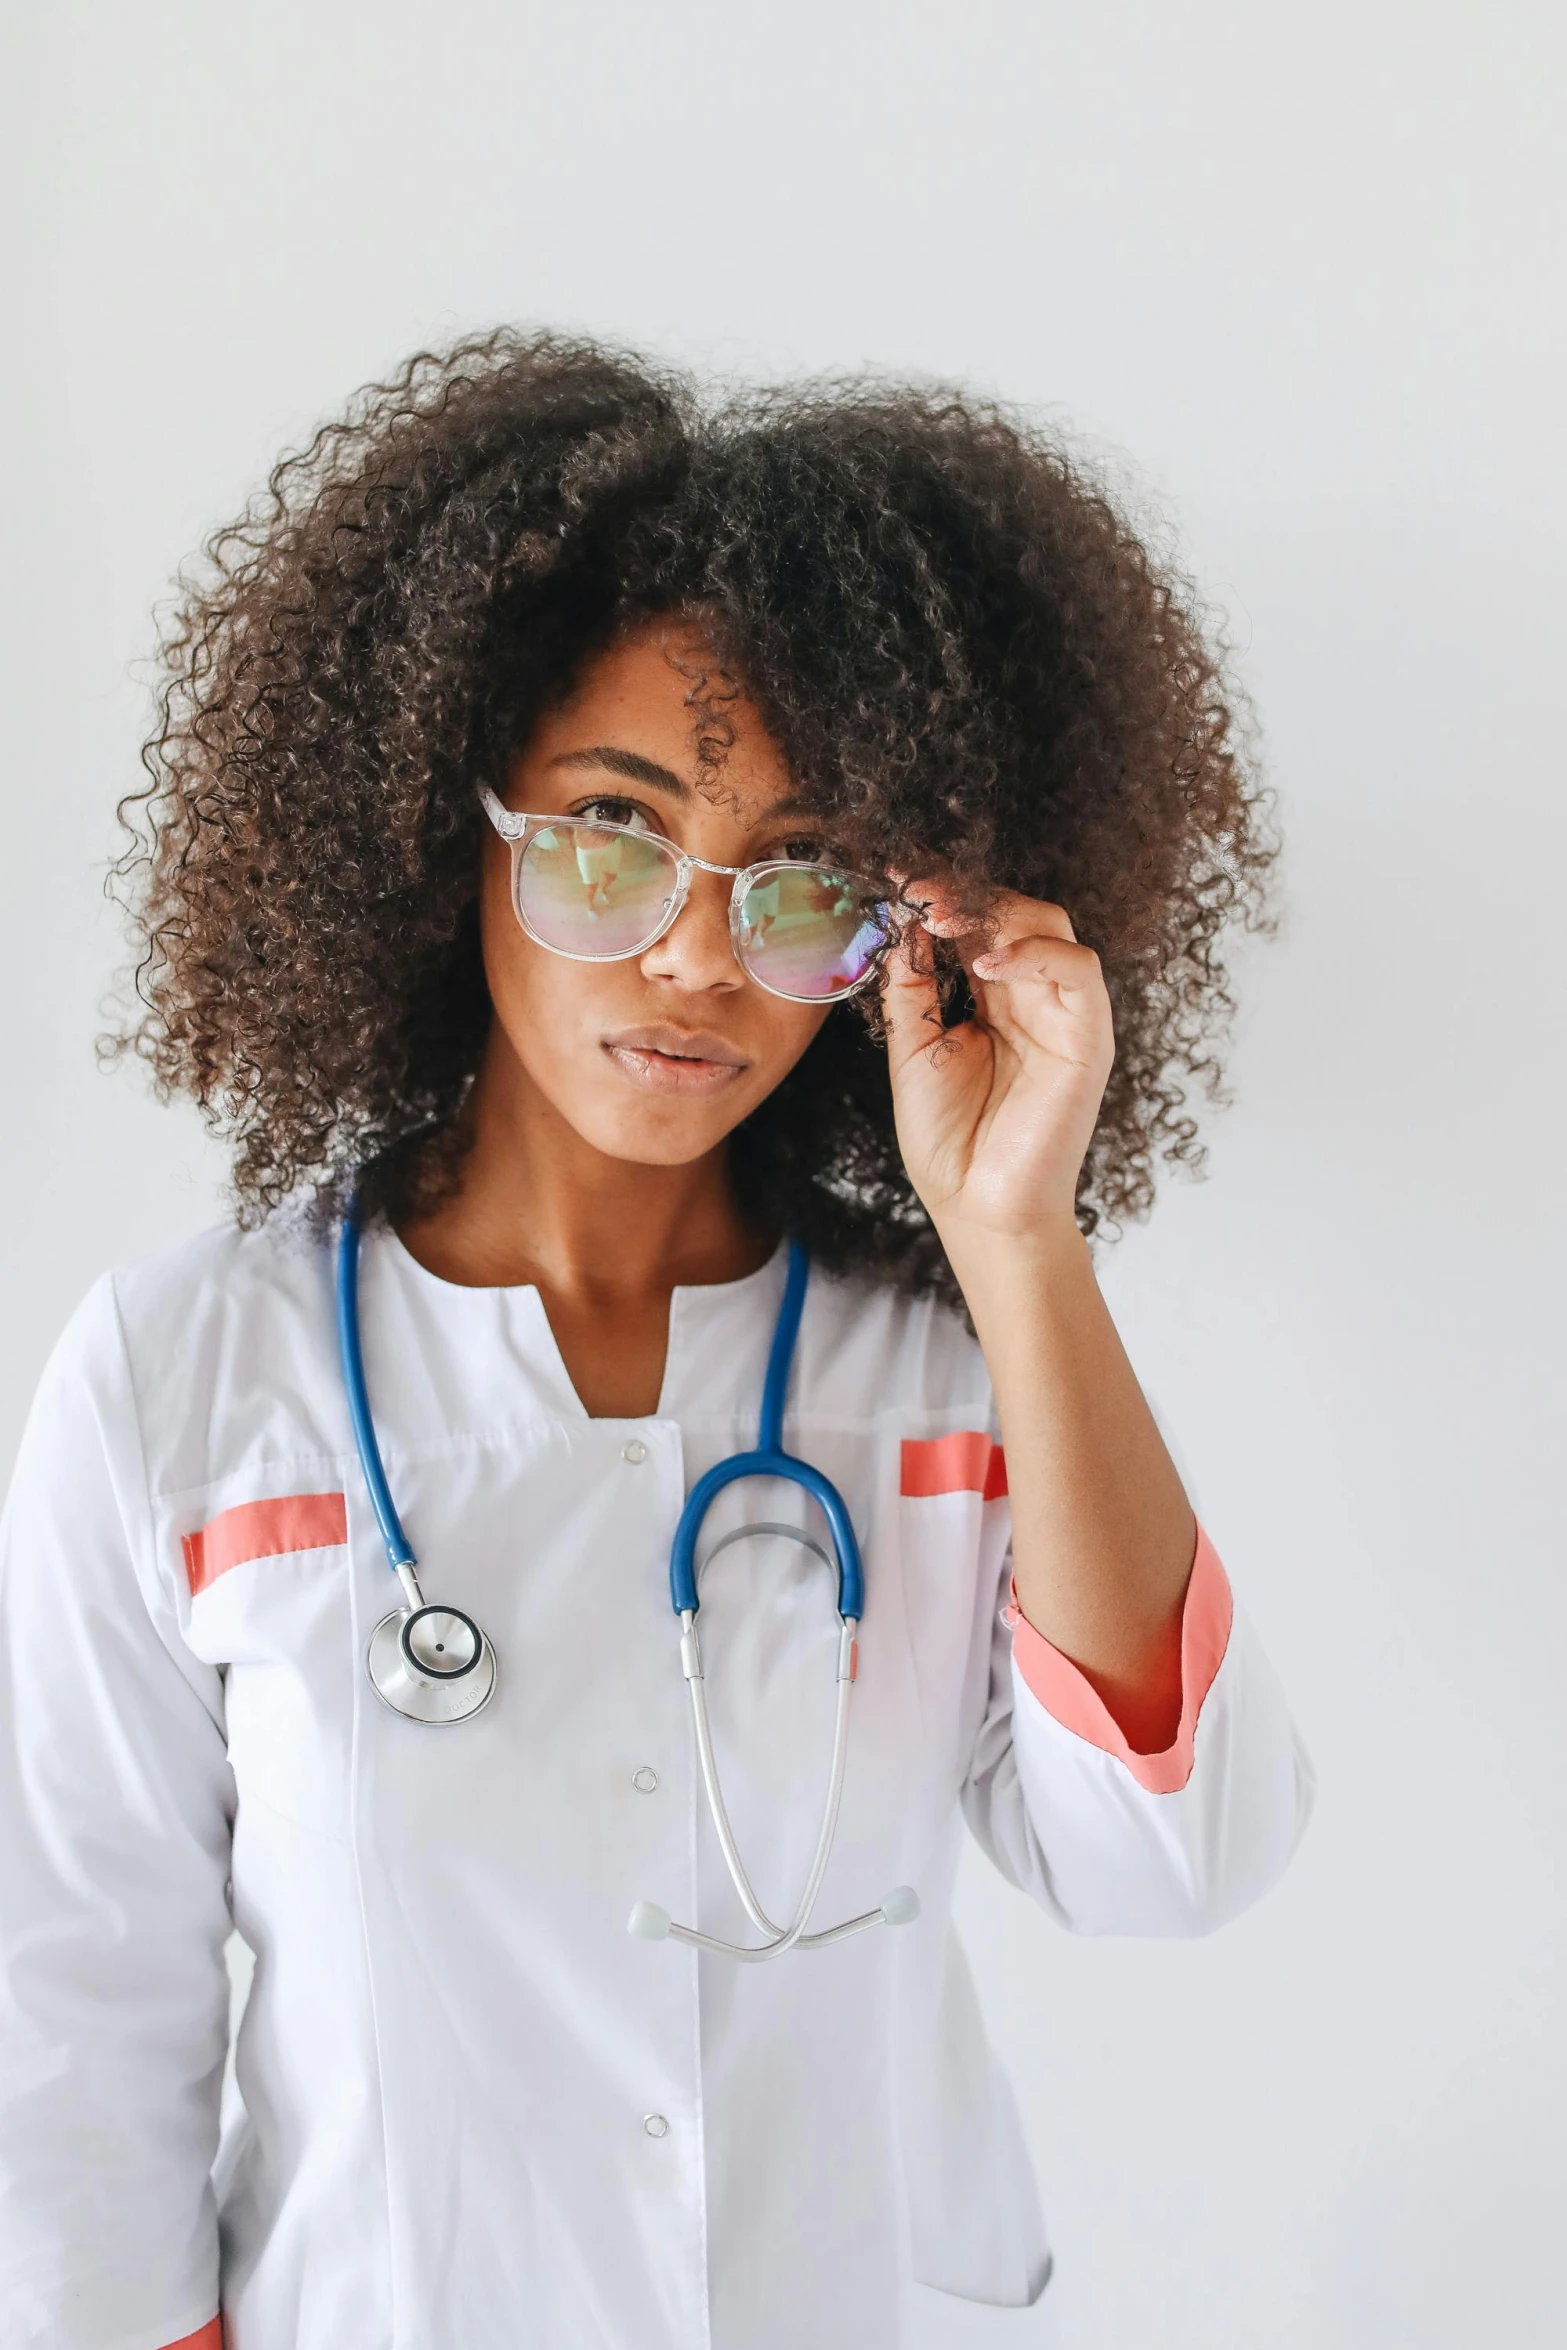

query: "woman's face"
left=478, top=623, right=836, bottom=1168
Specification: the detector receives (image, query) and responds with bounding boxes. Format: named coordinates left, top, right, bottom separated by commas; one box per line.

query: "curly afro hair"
left=112, top=328, right=1275, bottom=1301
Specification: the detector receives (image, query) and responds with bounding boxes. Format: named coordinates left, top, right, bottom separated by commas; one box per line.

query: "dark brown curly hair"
left=111, top=328, right=1275, bottom=1299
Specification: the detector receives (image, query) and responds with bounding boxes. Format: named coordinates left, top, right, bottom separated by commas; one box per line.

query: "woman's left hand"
left=878, top=878, right=1114, bottom=1241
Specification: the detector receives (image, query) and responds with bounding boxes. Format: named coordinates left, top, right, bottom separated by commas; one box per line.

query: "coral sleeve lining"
left=1003, top=1525, right=1233, bottom=1794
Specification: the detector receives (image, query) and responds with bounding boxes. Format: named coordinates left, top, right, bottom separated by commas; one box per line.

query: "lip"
left=601, top=1025, right=751, bottom=1098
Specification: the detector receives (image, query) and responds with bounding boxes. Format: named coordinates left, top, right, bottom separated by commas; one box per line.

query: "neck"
left=395, top=1033, right=771, bottom=1303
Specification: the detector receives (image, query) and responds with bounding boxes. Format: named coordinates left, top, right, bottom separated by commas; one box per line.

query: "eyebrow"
left=546, top=745, right=822, bottom=823
left=548, top=747, right=691, bottom=796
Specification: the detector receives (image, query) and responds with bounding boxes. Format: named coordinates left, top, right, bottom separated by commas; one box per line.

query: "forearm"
left=947, top=1213, right=1196, bottom=1751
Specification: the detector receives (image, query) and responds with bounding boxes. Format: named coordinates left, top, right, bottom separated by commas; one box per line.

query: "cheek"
left=746, top=1000, right=831, bottom=1088
left=480, top=872, right=598, bottom=1050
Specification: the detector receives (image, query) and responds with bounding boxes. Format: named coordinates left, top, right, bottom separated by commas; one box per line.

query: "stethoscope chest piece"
left=366, top=1602, right=497, bottom=1725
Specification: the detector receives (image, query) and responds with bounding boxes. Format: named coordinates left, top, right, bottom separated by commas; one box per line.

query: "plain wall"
left=3, top=4, right=1562, bottom=2343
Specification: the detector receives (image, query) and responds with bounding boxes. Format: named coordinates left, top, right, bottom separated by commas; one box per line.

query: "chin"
left=574, top=1096, right=745, bottom=1169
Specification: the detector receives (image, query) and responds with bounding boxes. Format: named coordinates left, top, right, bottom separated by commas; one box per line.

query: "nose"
left=638, top=864, right=745, bottom=992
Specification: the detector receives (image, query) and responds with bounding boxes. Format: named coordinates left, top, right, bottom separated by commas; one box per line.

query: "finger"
left=894, top=873, right=993, bottom=941
left=896, top=873, right=1077, bottom=950
left=876, top=923, right=947, bottom=1081
left=968, top=891, right=1077, bottom=949
left=970, top=934, right=1101, bottom=992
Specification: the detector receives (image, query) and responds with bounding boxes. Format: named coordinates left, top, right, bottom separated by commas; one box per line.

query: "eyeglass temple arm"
left=477, top=784, right=527, bottom=840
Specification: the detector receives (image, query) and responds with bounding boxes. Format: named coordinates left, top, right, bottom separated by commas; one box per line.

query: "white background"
left=4, top=3, right=1563, bottom=2342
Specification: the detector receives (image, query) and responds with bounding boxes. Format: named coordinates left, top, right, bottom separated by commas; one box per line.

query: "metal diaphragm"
left=366, top=1602, right=497, bottom=1724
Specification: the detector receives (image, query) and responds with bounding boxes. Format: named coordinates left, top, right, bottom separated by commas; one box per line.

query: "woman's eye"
left=777, top=836, right=829, bottom=865
left=571, top=794, right=656, bottom=834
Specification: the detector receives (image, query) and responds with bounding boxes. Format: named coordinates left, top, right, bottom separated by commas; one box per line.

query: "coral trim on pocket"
left=182, top=1492, right=348, bottom=1597
left=901, top=1432, right=1008, bottom=1499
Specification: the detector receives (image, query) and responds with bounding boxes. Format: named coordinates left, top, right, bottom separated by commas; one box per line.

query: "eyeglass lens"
left=516, top=822, right=680, bottom=958
left=735, top=867, right=888, bottom=999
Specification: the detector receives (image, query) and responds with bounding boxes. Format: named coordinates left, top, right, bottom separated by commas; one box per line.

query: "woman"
left=0, top=333, right=1312, bottom=2349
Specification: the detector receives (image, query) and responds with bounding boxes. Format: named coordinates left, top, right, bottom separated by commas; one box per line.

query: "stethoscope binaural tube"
left=626, top=1596, right=919, bottom=1959
left=337, top=1209, right=498, bottom=1726
left=628, top=1241, right=919, bottom=1960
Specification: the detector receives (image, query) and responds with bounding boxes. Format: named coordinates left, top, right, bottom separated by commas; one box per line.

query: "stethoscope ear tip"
left=627, top=1899, right=674, bottom=1942
left=880, top=1885, right=921, bottom=1928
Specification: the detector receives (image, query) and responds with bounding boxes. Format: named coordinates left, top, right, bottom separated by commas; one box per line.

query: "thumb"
left=878, top=922, right=944, bottom=1084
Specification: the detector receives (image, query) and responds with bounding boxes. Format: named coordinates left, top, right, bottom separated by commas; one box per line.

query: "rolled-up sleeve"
left=0, top=1278, right=233, bottom=2350
left=961, top=1517, right=1314, bottom=1937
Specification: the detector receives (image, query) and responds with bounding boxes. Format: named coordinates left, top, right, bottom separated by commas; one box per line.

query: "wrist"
left=936, top=1211, right=1093, bottom=1336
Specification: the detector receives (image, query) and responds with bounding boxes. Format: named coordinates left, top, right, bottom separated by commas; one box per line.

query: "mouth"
left=600, top=1026, right=752, bottom=1098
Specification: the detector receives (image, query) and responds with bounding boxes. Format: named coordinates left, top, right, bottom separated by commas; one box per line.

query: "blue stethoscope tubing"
left=667, top=1236, right=863, bottom=1619
left=337, top=1212, right=417, bottom=1579
left=337, top=1208, right=917, bottom=1957
left=338, top=1210, right=498, bottom=1722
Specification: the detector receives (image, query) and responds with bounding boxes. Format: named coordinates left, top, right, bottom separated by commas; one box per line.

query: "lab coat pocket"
left=896, top=1430, right=1009, bottom=1764
left=173, top=1486, right=356, bottom=1838
left=896, top=1925, right=1053, bottom=2326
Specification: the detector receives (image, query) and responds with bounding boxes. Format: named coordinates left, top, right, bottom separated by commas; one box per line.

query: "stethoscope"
left=337, top=1212, right=500, bottom=1724
left=336, top=1210, right=918, bottom=1959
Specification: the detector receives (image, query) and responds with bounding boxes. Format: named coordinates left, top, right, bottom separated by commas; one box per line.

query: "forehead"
left=520, top=623, right=798, bottom=819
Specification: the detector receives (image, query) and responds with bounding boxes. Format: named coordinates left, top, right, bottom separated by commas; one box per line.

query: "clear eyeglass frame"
left=476, top=784, right=891, bottom=1005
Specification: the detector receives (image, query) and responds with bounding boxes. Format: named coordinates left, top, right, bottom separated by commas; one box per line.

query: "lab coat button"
left=631, top=1765, right=659, bottom=1793
left=642, top=2112, right=670, bottom=2138
left=621, top=1439, right=648, bottom=1464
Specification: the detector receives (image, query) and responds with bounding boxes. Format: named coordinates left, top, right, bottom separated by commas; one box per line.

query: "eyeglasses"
left=477, top=785, right=892, bottom=1004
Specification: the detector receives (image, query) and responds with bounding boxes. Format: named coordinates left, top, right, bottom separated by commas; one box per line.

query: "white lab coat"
left=0, top=1219, right=1313, bottom=2350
